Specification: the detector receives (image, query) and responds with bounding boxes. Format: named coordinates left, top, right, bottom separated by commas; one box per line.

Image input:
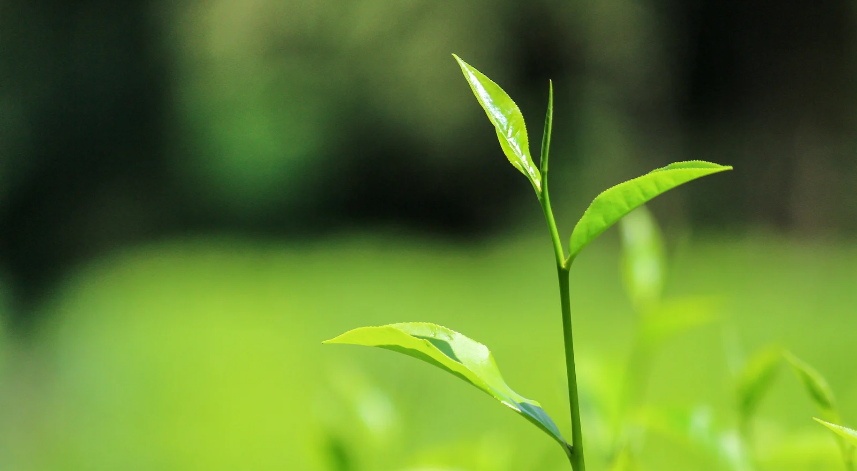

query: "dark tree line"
left=0, top=0, right=855, bottom=322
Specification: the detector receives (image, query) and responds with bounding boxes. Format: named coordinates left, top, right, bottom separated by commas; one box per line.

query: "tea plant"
left=733, top=345, right=783, bottom=467
left=599, top=206, right=720, bottom=468
left=324, top=55, right=732, bottom=470
left=660, top=347, right=857, bottom=470
left=709, top=348, right=857, bottom=470
left=688, top=344, right=783, bottom=471
left=608, top=212, right=778, bottom=471
left=315, top=364, right=514, bottom=471
left=785, top=352, right=856, bottom=471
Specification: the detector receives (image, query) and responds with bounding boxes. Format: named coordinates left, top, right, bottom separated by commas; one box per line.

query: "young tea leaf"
left=324, top=322, right=570, bottom=455
left=453, top=55, right=541, bottom=192
left=735, top=346, right=782, bottom=420
left=815, top=418, right=857, bottom=448
left=619, top=205, right=665, bottom=313
left=784, top=351, right=838, bottom=419
left=569, top=161, right=732, bottom=258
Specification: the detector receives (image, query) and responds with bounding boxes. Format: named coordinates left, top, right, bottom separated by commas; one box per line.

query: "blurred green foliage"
left=0, top=233, right=853, bottom=470
left=0, top=0, right=856, bottom=469
left=4, top=0, right=857, bottom=236
left=164, top=0, right=512, bottom=215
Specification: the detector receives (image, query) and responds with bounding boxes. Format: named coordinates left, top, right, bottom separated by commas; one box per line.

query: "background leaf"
left=324, top=322, right=569, bottom=455
left=569, top=161, right=732, bottom=258
left=783, top=351, right=839, bottom=420
left=619, top=205, right=666, bottom=313
left=815, top=419, right=857, bottom=448
left=735, top=346, right=782, bottom=421
left=453, top=55, right=541, bottom=192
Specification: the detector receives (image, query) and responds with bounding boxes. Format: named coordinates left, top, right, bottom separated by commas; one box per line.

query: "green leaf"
left=619, top=205, right=665, bottom=312
left=735, top=346, right=782, bottom=420
left=453, top=55, right=541, bottom=192
left=815, top=418, right=857, bottom=448
left=569, top=161, right=732, bottom=258
left=324, top=322, right=569, bottom=454
left=539, top=80, right=553, bottom=185
left=784, top=351, right=839, bottom=419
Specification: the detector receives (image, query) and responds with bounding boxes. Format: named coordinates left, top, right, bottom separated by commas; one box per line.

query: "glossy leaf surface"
left=784, top=351, right=838, bottom=418
left=324, top=322, right=569, bottom=453
left=815, top=418, right=857, bottom=448
left=453, top=55, right=541, bottom=191
left=736, top=346, right=781, bottom=420
left=619, top=205, right=665, bottom=312
left=569, top=161, right=732, bottom=258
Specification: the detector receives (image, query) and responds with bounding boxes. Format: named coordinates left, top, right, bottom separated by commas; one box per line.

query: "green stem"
left=539, top=81, right=565, bottom=267
left=558, top=264, right=586, bottom=471
left=538, top=81, right=585, bottom=470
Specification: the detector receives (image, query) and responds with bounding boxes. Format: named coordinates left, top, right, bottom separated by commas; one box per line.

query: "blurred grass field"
left=0, top=232, right=854, bottom=470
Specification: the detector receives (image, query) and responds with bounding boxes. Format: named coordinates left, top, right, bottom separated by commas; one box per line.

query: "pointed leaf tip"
left=454, top=55, right=541, bottom=192
left=324, top=322, right=568, bottom=451
left=815, top=418, right=857, bottom=448
left=569, top=161, right=731, bottom=257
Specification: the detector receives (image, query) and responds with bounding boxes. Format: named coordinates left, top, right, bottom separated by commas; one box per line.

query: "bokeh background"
left=0, top=0, right=855, bottom=470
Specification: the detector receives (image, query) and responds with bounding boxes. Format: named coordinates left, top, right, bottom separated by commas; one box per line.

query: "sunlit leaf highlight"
left=569, top=161, right=732, bottom=258
left=453, top=54, right=541, bottom=192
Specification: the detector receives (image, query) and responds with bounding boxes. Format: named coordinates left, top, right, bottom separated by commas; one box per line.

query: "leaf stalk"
left=539, top=82, right=586, bottom=471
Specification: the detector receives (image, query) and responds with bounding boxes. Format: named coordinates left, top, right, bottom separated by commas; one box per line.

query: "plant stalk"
left=538, top=81, right=585, bottom=470
left=540, top=189, right=586, bottom=471
left=558, top=264, right=586, bottom=471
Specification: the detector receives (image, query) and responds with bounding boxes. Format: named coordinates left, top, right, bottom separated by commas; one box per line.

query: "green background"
left=0, top=0, right=855, bottom=469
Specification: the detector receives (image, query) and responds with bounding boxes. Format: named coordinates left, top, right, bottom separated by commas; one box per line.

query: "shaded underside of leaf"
left=736, top=346, right=782, bottom=420
left=569, top=161, right=732, bottom=258
left=324, top=322, right=569, bottom=453
left=784, top=351, right=838, bottom=418
left=453, top=54, right=541, bottom=191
